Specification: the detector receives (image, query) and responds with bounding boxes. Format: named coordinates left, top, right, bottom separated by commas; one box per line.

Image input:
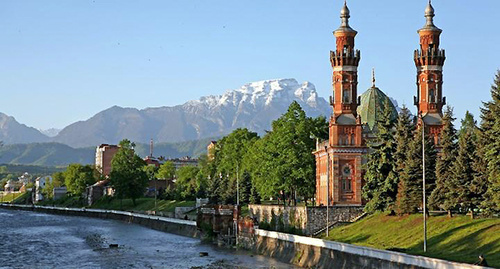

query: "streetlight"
left=324, top=145, right=330, bottom=237
left=420, top=112, right=427, bottom=252
left=236, top=163, right=239, bottom=206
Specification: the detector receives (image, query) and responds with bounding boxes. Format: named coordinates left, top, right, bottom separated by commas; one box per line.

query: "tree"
left=211, top=128, right=259, bottom=204
left=429, top=106, right=457, bottom=215
left=393, top=106, right=415, bottom=213
left=481, top=71, right=500, bottom=214
left=362, top=100, right=397, bottom=212
left=248, top=101, right=317, bottom=205
left=175, top=165, right=200, bottom=200
left=449, top=112, right=477, bottom=213
left=64, top=164, right=96, bottom=196
left=109, top=139, right=148, bottom=206
left=43, top=172, right=65, bottom=200
left=156, top=161, right=175, bottom=180
left=470, top=112, right=490, bottom=213
left=397, top=127, right=437, bottom=214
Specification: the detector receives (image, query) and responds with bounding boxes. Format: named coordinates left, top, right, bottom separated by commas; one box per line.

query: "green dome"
left=356, top=86, right=398, bottom=131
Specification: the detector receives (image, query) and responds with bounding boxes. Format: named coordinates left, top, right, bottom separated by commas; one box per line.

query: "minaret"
left=414, top=0, right=446, bottom=117
left=330, top=0, right=361, bottom=116
left=150, top=138, right=154, bottom=158
left=315, top=0, right=364, bottom=207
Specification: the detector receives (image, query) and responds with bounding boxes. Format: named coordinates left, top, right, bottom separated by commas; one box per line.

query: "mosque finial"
left=340, top=0, right=350, bottom=28
left=372, top=68, right=376, bottom=88
left=424, top=0, right=436, bottom=28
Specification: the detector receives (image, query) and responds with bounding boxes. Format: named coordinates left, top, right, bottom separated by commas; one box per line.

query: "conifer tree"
left=397, top=126, right=437, bottom=214
left=471, top=110, right=491, bottom=213
left=482, top=71, right=500, bottom=213
left=429, top=106, right=457, bottom=215
left=393, top=106, right=415, bottom=213
left=362, top=100, right=397, bottom=212
left=393, top=106, right=414, bottom=177
left=449, top=112, right=476, bottom=213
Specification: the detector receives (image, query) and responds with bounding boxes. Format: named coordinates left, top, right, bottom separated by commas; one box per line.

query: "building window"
left=343, top=88, right=351, bottom=103
left=341, top=165, right=353, bottom=192
left=429, top=89, right=435, bottom=103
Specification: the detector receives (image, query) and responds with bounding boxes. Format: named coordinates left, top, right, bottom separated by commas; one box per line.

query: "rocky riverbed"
left=0, top=208, right=297, bottom=269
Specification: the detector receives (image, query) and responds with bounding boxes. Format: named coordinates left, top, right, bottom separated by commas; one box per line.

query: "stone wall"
left=248, top=204, right=364, bottom=235
left=306, top=206, right=364, bottom=234
left=248, top=205, right=308, bottom=232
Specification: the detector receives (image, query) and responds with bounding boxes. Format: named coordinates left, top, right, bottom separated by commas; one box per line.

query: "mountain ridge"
left=51, top=78, right=331, bottom=147
left=0, top=78, right=401, bottom=149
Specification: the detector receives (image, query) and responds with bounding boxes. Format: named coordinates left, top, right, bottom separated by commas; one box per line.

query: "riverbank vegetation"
left=37, top=195, right=195, bottom=213
left=325, top=213, right=500, bottom=267
left=90, top=197, right=195, bottom=212
left=0, top=192, right=28, bottom=203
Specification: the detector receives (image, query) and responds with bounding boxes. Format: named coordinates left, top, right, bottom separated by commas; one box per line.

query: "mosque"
left=314, top=1, right=446, bottom=206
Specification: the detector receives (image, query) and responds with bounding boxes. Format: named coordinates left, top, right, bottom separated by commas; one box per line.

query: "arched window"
left=342, top=164, right=353, bottom=192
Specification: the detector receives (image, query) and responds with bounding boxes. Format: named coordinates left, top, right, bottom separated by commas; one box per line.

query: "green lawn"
left=90, top=197, right=195, bottom=212
left=0, top=192, right=27, bottom=203
left=325, top=213, right=500, bottom=267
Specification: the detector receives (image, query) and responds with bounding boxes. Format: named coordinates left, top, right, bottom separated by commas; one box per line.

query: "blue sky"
left=0, top=0, right=498, bottom=129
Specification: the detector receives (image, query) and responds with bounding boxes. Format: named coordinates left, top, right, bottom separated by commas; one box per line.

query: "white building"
left=35, top=176, right=52, bottom=202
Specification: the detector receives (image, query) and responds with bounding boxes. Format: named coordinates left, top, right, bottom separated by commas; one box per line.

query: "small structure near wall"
left=4, top=180, right=17, bottom=193
left=86, top=180, right=110, bottom=205
left=196, top=198, right=209, bottom=208
left=53, top=187, right=67, bottom=200
left=197, top=205, right=240, bottom=245
left=34, top=176, right=52, bottom=202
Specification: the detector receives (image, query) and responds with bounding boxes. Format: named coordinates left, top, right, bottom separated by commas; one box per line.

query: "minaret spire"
left=371, top=68, right=376, bottom=88
left=340, top=0, right=351, bottom=28
left=423, top=0, right=438, bottom=30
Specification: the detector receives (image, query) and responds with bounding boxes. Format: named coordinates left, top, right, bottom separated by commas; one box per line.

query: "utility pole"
left=236, top=163, right=239, bottom=206
left=421, top=113, right=427, bottom=252
left=324, top=145, right=329, bottom=237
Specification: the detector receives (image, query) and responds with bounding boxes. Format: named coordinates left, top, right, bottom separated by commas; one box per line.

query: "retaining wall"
left=0, top=204, right=199, bottom=238
left=248, top=204, right=364, bottom=235
left=306, top=206, right=364, bottom=233
left=252, top=229, right=490, bottom=269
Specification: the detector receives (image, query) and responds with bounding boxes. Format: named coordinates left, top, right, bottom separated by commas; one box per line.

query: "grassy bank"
left=0, top=192, right=28, bottom=203
left=325, top=213, right=500, bottom=267
left=90, top=197, right=195, bottom=212
left=36, top=195, right=195, bottom=213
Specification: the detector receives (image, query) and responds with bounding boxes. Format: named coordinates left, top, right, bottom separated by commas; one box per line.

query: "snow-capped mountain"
left=53, top=79, right=332, bottom=148
left=39, top=128, right=62, bottom=137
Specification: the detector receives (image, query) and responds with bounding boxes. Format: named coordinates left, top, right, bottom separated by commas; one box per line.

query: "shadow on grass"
left=340, top=234, right=371, bottom=245
left=408, top=220, right=500, bottom=267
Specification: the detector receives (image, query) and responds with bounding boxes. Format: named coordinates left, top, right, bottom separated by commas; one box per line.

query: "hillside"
left=0, top=137, right=216, bottom=166
left=325, top=213, right=500, bottom=267
left=0, top=113, right=49, bottom=144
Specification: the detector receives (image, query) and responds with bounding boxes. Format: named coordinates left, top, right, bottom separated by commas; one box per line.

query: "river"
left=0, top=208, right=298, bottom=269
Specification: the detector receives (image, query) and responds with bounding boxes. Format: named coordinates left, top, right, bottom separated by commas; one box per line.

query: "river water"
left=0, top=209, right=298, bottom=269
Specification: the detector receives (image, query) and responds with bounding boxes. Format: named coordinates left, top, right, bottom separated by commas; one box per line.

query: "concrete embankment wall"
left=251, top=229, right=489, bottom=269
left=249, top=204, right=364, bottom=235
left=0, top=204, right=199, bottom=238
